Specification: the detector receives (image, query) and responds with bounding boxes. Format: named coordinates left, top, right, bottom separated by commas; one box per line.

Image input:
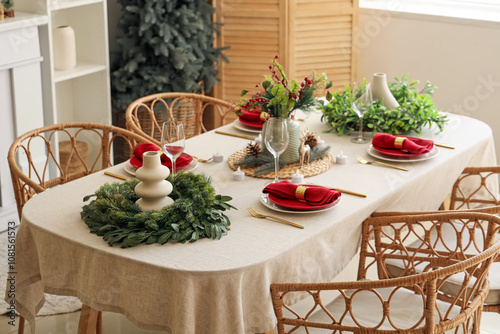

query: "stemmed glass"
left=264, top=118, right=289, bottom=183
left=350, top=82, right=373, bottom=144
left=161, top=121, right=185, bottom=177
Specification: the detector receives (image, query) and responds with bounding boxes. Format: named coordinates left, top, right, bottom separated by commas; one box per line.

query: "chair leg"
left=96, top=311, right=102, bottom=334
left=17, top=316, right=25, bottom=334
left=78, top=304, right=99, bottom=334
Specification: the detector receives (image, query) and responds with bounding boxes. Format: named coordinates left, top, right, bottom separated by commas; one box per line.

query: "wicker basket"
left=59, top=140, right=89, bottom=174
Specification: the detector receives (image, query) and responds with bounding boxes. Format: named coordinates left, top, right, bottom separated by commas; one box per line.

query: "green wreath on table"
left=80, top=172, right=236, bottom=248
left=319, top=74, right=448, bottom=135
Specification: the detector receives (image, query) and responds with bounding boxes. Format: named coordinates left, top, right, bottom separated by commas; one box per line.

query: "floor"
left=1, top=253, right=499, bottom=334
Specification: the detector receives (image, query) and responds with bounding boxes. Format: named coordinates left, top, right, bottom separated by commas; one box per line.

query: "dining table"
left=7, top=111, right=498, bottom=334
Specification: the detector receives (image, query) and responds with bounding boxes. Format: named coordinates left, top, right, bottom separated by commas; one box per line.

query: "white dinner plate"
left=123, top=158, right=199, bottom=176
left=259, top=194, right=341, bottom=214
left=232, top=119, right=262, bottom=134
left=367, top=145, right=439, bottom=162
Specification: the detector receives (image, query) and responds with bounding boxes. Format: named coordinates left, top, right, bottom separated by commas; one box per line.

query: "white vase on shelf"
left=135, top=151, right=174, bottom=211
left=52, top=25, right=77, bottom=71
left=372, top=73, right=399, bottom=110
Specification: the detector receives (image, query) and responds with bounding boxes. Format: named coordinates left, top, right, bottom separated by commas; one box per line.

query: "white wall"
left=358, top=8, right=500, bottom=161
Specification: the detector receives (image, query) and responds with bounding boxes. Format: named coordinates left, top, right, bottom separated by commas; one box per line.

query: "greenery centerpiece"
left=234, top=56, right=332, bottom=174
left=320, top=74, right=447, bottom=135
left=81, top=172, right=235, bottom=248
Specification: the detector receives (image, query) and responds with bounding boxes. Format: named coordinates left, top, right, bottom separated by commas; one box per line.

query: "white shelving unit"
left=14, top=0, right=112, bottom=126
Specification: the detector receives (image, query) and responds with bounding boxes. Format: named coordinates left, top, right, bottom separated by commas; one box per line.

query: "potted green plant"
left=2, top=0, right=14, bottom=18
left=110, top=0, right=228, bottom=110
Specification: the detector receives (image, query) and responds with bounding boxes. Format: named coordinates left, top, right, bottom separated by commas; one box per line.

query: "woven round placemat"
left=228, top=149, right=335, bottom=179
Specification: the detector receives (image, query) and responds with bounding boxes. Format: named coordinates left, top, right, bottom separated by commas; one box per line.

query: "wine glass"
left=161, top=121, right=185, bottom=177
left=264, top=118, right=289, bottom=183
left=350, top=82, right=372, bottom=144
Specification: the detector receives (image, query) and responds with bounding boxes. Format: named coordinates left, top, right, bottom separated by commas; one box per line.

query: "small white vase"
left=135, top=151, right=174, bottom=211
left=372, top=73, right=399, bottom=110
left=52, top=25, right=77, bottom=71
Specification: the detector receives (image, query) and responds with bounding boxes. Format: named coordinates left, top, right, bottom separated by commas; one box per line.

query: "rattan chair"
left=271, top=212, right=500, bottom=334
left=8, top=122, right=149, bottom=334
left=372, top=166, right=500, bottom=314
left=125, top=92, right=234, bottom=146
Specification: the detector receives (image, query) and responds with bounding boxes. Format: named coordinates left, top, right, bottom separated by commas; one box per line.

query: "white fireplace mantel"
left=0, top=12, right=48, bottom=231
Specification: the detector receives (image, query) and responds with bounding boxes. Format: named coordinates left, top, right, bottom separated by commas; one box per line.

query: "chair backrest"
left=8, top=122, right=148, bottom=218
left=358, top=212, right=500, bottom=281
left=125, top=92, right=233, bottom=146
left=271, top=212, right=500, bottom=334
left=449, top=166, right=500, bottom=210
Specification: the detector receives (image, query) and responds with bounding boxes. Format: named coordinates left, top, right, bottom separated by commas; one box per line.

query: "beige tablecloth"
left=7, top=113, right=497, bottom=334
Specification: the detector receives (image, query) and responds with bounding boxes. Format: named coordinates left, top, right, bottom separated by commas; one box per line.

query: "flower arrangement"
left=320, top=74, right=447, bottom=135
left=235, top=55, right=332, bottom=118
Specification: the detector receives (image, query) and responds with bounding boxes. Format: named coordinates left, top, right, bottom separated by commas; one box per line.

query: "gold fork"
left=356, top=155, right=408, bottom=171
left=248, top=207, right=304, bottom=229
left=192, top=156, right=212, bottom=163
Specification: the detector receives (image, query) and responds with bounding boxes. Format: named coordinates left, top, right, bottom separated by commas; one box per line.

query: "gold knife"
left=215, top=131, right=256, bottom=140
left=104, top=171, right=131, bottom=181
left=434, top=143, right=455, bottom=149
left=307, top=183, right=367, bottom=198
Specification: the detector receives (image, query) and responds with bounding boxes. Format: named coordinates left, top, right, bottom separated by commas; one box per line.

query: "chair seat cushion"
left=292, top=285, right=461, bottom=333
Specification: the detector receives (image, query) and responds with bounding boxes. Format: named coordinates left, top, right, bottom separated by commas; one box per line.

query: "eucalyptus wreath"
left=81, top=172, right=235, bottom=248
left=319, top=74, right=447, bottom=135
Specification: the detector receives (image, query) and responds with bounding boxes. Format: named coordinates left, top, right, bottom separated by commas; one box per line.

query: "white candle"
left=291, top=169, right=305, bottom=184
left=233, top=167, right=245, bottom=181
left=254, top=134, right=262, bottom=145
left=212, top=152, right=224, bottom=163
left=336, top=151, right=348, bottom=164
left=316, top=136, right=326, bottom=149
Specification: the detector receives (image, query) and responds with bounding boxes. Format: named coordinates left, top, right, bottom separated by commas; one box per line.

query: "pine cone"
left=245, top=142, right=262, bottom=157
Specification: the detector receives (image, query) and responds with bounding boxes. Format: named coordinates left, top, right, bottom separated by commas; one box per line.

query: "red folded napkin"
left=372, top=133, right=434, bottom=155
left=263, top=180, right=341, bottom=207
left=130, top=143, right=193, bottom=169
left=238, top=110, right=268, bottom=125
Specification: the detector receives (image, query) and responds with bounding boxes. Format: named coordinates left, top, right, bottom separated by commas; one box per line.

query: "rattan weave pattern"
left=227, top=149, right=334, bottom=179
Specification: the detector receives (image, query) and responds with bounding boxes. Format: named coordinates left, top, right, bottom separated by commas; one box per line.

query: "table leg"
left=77, top=304, right=99, bottom=334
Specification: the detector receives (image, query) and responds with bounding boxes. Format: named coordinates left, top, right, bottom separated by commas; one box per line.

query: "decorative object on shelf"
left=134, top=151, right=173, bottom=211
left=320, top=74, right=447, bottom=136
left=2, top=0, right=13, bottom=17
left=81, top=172, right=236, bottom=247
left=52, top=25, right=77, bottom=71
left=235, top=55, right=332, bottom=166
left=0, top=5, right=4, bottom=20
left=371, top=73, right=399, bottom=110
left=110, top=0, right=229, bottom=110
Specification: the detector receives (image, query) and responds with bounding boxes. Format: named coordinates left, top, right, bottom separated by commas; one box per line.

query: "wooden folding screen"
left=212, top=0, right=359, bottom=126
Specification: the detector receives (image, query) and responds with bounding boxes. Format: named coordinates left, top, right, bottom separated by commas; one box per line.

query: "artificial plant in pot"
left=111, top=0, right=228, bottom=109
left=2, top=0, right=14, bottom=18
left=110, top=0, right=228, bottom=161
